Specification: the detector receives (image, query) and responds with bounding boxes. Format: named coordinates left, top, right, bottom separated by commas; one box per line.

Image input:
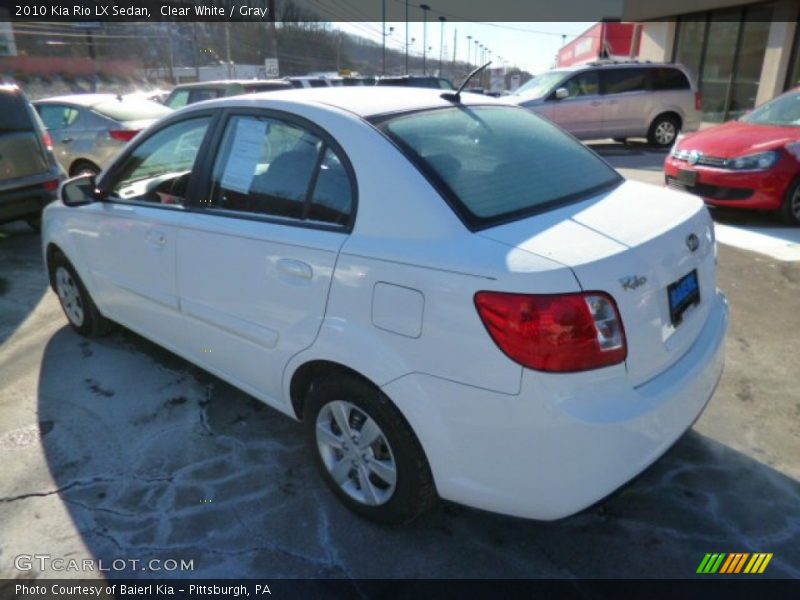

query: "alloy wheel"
left=654, top=121, right=677, bottom=145
left=315, top=400, right=397, bottom=506
left=55, top=266, right=85, bottom=327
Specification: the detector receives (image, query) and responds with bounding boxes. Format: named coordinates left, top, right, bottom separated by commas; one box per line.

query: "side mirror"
left=61, top=174, right=100, bottom=207
left=554, top=87, right=569, bottom=100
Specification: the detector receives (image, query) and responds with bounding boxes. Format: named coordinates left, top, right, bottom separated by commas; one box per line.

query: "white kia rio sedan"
left=43, top=88, right=728, bottom=524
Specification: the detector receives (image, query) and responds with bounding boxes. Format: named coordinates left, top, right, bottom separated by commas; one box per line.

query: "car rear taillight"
left=694, top=92, right=702, bottom=111
left=474, top=291, right=627, bottom=372
left=42, top=179, right=60, bottom=192
left=109, top=129, right=139, bottom=142
left=42, top=131, right=53, bottom=151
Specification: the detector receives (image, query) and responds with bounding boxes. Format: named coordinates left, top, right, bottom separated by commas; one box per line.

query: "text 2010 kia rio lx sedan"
left=43, top=88, right=728, bottom=524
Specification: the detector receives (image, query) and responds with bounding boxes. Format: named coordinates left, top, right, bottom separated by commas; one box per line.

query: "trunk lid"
left=478, top=180, right=716, bottom=386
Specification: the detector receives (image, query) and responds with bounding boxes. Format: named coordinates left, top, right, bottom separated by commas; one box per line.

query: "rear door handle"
left=590, top=100, right=602, bottom=106
left=277, top=258, right=312, bottom=280
left=61, top=137, right=73, bottom=144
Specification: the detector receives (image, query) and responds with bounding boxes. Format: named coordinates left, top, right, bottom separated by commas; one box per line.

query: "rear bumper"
left=0, top=171, right=63, bottom=223
left=664, top=156, right=791, bottom=211
left=384, top=290, right=728, bottom=520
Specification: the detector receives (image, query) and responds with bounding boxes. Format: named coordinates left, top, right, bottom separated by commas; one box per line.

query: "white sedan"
left=43, top=88, right=728, bottom=524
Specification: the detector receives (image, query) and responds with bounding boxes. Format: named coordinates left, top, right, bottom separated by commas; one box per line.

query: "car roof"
left=549, top=62, right=688, bottom=73
left=33, top=93, right=123, bottom=107
left=187, top=86, right=510, bottom=119
left=173, top=79, right=288, bottom=90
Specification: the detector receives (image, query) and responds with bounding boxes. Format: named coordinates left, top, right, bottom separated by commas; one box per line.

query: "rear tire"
left=50, top=251, right=113, bottom=337
left=303, top=374, right=436, bottom=525
left=780, top=179, right=800, bottom=226
left=647, top=114, right=680, bottom=148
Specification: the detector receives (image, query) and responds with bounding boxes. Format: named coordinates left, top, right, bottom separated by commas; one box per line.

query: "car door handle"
left=145, top=230, right=167, bottom=248
left=590, top=100, right=602, bottom=106
left=61, top=137, right=73, bottom=144
left=277, top=258, right=312, bottom=280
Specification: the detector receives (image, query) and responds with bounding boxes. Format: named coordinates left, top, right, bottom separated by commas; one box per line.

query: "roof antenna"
left=442, top=61, right=492, bottom=103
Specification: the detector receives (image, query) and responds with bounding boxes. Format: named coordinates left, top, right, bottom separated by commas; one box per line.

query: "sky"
left=334, top=22, right=596, bottom=75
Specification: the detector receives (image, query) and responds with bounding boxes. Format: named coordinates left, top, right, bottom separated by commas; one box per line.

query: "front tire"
left=303, top=374, right=436, bottom=525
left=780, top=179, right=800, bottom=226
left=647, top=114, right=680, bottom=148
left=50, top=252, right=113, bottom=337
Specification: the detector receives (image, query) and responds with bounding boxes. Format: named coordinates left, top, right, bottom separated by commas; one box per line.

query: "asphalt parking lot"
left=1, top=143, right=799, bottom=580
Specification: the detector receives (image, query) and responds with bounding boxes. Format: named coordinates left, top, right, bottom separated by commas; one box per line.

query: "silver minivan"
left=511, top=62, right=701, bottom=147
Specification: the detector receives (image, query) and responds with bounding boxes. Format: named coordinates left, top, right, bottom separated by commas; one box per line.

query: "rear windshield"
left=93, top=98, right=172, bottom=122
left=0, top=91, right=34, bottom=131
left=375, top=105, right=621, bottom=229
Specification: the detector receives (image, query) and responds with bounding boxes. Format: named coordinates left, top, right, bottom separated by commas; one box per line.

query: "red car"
left=665, top=89, right=800, bottom=225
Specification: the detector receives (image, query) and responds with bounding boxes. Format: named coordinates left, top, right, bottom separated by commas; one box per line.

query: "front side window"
left=602, top=68, right=649, bottom=95
left=376, top=106, right=620, bottom=229
left=561, top=71, right=599, bottom=98
left=165, top=90, right=189, bottom=110
left=108, top=117, right=211, bottom=205
left=207, top=114, right=354, bottom=226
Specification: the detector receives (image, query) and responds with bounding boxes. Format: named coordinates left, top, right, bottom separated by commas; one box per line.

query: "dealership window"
left=673, top=3, right=774, bottom=122
left=785, top=9, right=800, bottom=89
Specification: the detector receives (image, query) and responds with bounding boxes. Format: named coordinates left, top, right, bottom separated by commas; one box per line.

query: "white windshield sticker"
left=219, top=118, right=267, bottom=194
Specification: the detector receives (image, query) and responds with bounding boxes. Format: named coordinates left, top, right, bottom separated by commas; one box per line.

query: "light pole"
left=420, top=4, right=430, bottom=76
left=382, top=0, right=386, bottom=75
left=438, top=16, right=446, bottom=77
left=404, top=0, right=409, bottom=75
left=466, top=35, right=472, bottom=66
left=382, top=26, right=394, bottom=75
left=474, top=40, right=479, bottom=67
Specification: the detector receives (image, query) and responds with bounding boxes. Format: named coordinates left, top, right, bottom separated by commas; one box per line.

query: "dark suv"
left=0, top=84, right=64, bottom=231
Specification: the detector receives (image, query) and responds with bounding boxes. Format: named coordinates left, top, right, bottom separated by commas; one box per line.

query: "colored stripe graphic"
left=744, top=553, right=774, bottom=574
left=697, top=553, right=727, bottom=574
left=721, top=553, right=749, bottom=574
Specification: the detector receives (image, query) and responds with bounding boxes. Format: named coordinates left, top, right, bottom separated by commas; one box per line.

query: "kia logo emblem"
left=686, top=233, right=700, bottom=253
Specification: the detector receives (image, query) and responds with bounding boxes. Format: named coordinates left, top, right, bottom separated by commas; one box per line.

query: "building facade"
left=631, top=0, right=799, bottom=121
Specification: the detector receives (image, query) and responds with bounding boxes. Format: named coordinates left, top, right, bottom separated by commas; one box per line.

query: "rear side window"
left=0, top=92, right=35, bottom=131
left=207, top=114, right=353, bottom=227
left=37, top=104, right=80, bottom=130
left=602, top=68, right=649, bottom=94
left=376, top=106, right=620, bottom=229
left=650, top=68, right=691, bottom=91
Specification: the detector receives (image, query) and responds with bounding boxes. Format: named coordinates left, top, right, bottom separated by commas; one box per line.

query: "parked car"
left=43, top=88, right=727, bottom=524
left=375, top=76, right=455, bottom=90
left=33, top=94, right=172, bottom=176
left=0, top=84, right=64, bottom=231
left=125, top=89, right=171, bottom=104
left=511, top=61, right=702, bottom=147
left=163, top=79, right=291, bottom=109
left=665, top=88, right=800, bottom=225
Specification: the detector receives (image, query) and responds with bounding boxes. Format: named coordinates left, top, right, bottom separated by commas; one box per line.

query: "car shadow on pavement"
left=33, top=325, right=800, bottom=579
left=0, top=223, right=48, bottom=348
